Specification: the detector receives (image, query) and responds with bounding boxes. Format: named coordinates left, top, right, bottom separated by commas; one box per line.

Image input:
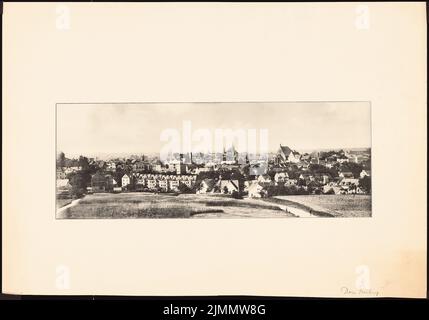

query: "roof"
left=340, top=178, right=359, bottom=184
left=279, top=145, right=293, bottom=156
left=220, top=179, right=239, bottom=190
left=247, top=181, right=264, bottom=192
left=275, top=172, right=289, bottom=176
left=200, top=179, right=216, bottom=189
left=314, top=173, right=331, bottom=177
left=56, top=179, right=70, bottom=188
left=340, top=172, right=354, bottom=178
left=300, top=173, right=313, bottom=177
left=91, top=172, right=107, bottom=182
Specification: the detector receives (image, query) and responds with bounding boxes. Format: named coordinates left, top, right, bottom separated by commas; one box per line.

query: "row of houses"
left=57, top=167, right=371, bottom=196
left=88, top=172, right=198, bottom=193
left=197, top=179, right=240, bottom=194
left=275, top=145, right=370, bottom=167
left=244, top=168, right=371, bottom=197
left=56, top=166, right=82, bottom=179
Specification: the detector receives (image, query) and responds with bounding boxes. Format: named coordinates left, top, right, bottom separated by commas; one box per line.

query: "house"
left=276, top=145, right=300, bottom=164
left=337, top=155, right=349, bottom=163
left=153, top=163, right=163, bottom=172
left=360, top=170, right=371, bottom=178
left=299, top=173, right=315, bottom=182
left=314, top=173, right=331, bottom=185
left=257, top=174, right=272, bottom=184
left=91, top=172, right=108, bottom=192
left=63, top=166, right=82, bottom=175
left=147, top=179, right=157, bottom=190
left=175, top=163, right=187, bottom=175
left=169, top=180, right=180, bottom=191
left=298, top=162, right=310, bottom=170
left=57, top=178, right=72, bottom=198
left=135, top=174, right=145, bottom=186
left=284, top=179, right=298, bottom=186
left=158, top=179, right=169, bottom=191
left=56, top=169, right=67, bottom=179
left=246, top=181, right=265, bottom=198
left=339, top=178, right=359, bottom=187
left=197, top=179, right=217, bottom=194
left=325, top=162, right=335, bottom=169
left=181, top=179, right=193, bottom=188
left=274, top=172, right=289, bottom=183
left=221, top=145, right=239, bottom=164
left=310, top=158, right=320, bottom=165
left=57, top=179, right=72, bottom=191
left=339, top=171, right=354, bottom=179
left=140, top=162, right=152, bottom=172
left=323, top=182, right=342, bottom=194
left=121, top=174, right=130, bottom=188
left=249, top=162, right=268, bottom=176
left=106, top=161, right=116, bottom=171
left=219, top=179, right=240, bottom=194
left=309, top=151, right=320, bottom=163
left=352, top=154, right=370, bottom=164
left=300, top=153, right=311, bottom=162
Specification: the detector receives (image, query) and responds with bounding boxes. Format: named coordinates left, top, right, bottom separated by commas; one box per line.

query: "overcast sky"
left=57, top=102, right=371, bottom=158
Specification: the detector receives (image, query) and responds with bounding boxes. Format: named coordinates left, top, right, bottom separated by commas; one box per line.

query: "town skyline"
left=57, top=146, right=371, bottom=161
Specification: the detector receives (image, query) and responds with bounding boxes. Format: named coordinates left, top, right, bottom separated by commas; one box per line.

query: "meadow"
left=274, top=195, right=371, bottom=217
left=57, top=192, right=295, bottom=219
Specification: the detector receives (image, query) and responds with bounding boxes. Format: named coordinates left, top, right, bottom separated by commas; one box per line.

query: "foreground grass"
left=57, top=198, right=72, bottom=209
left=58, top=192, right=293, bottom=219
left=274, top=195, right=371, bottom=217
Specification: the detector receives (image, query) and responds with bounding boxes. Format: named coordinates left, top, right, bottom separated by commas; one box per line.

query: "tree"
left=78, top=156, right=90, bottom=170
left=309, top=164, right=326, bottom=173
left=359, top=176, right=371, bottom=194
left=297, top=179, right=307, bottom=187
left=231, top=191, right=243, bottom=199
left=179, top=184, right=192, bottom=194
left=69, top=174, right=85, bottom=198
left=297, top=187, right=309, bottom=195
left=340, top=162, right=363, bottom=178
left=349, top=183, right=357, bottom=196
left=128, top=176, right=137, bottom=191
left=325, top=188, right=335, bottom=195
left=115, top=168, right=125, bottom=187
left=58, top=152, right=66, bottom=168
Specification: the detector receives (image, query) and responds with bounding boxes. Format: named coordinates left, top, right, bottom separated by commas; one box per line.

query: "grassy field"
left=56, top=198, right=72, bottom=209
left=57, top=192, right=295, bottom=219
left=274, top=195, right=371, bottom=217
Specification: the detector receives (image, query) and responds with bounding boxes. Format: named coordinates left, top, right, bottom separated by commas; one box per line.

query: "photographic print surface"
left=56, top=102, right=372, bottom=219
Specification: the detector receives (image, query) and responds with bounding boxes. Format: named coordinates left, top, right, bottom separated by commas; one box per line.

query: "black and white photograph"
left=3, top=2, right=425, bottom=301
left=56, top=102, right=372, bottom=219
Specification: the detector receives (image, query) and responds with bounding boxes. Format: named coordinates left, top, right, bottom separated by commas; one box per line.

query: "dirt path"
left=56, top=198, right=82, bottom=218
left=243, top=198, right=318, bottom=217
left=271, top=197, right=334, bottom=217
